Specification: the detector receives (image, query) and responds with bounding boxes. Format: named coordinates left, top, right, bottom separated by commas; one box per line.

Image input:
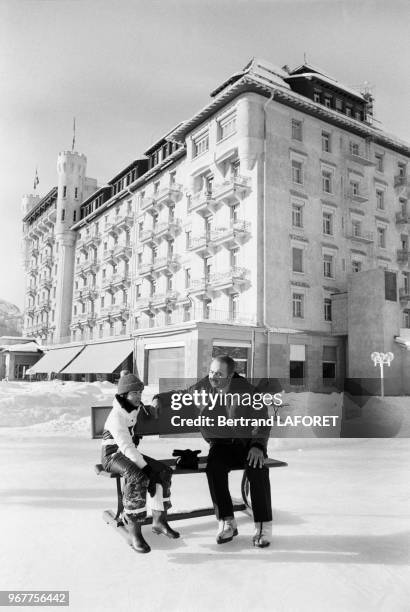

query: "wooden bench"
left=95, top=457, right=288, bottom=531
left=92, top=405, right=288, bottom=536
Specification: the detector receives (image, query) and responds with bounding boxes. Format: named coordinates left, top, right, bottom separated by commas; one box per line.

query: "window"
left=291, top=119, right=303, bottom=141
left=355, top=111, right=362, bottom=121
left=185, top=230, right=191, bottom=249
left=73, top=210, right=77, bottom=222
left=230, top=293, right=239, bottom=319
left=323, top=346, right=337, bottom=380
left=322, top=132, right=331, bottom=153
left=352, top=261, right=362, bottom=273
left=375, top=154, right=384, bottom=172
left=292, top=293, right=304, bottom=318
left=376, top=190, right=385, bottom=210
left=291, top=160, right=303, bottom=185
left=324, top=96, right=332, bottom=108
left=313, top=91, right=321, bottom=103
left=377, top=227, right=386, bottom=248
left=231, top=204, right=239, bottom=223
left=204, top=257, right=213, bottom=281
left=323, top=211, right=333, bottom=235
left=398, top=162, right=406, bottom=178
left=183, top=304, right=191, bottom=322
left=63, top=186, right=67, bottom=198
left=385, top=271, right=397, bottom=301
left=292, top=203, right=303, bottom=228
left=345, top=106, right=352, bottom=117
left=74, top=187, right=78, bottom=199
left=322, top=169, right=333, bottom=194
left=185, top=268, right=191, bottom=288
left=324, top=298, right=332, bottom=321
left=193, top=132, right=209, bottom=158
left=323, top=254, right=334, bottom=278
left=137, top=252, right=142, bottom=266
left=61, top=209, right=65, bottom=221
left=169, top=171, right=176, bottom=186
left=218, top=113, right=236, bottom=140
left=138, top=222, right=143, bottom=237
left=404, top=310, right=410, bottom=328
left=335, top=99, right=343, bottom=112
left=101, top=296, right=105, bottom=308
left=350, top=142, right=359, bottom=156
left=74, top=305, right=77, bottom=316
left=230, top=248, right=239, bottom=267
left=352, top=220, right=361, bottom=237
left=135, top=284, right=141, bottom=298
left=231, top=160, right=240, bottom=177
left=289, top=345, right=305, bottom=384
left=292, top=247, right=304, bottom=273
left=350, top=180, right=359, bottom=196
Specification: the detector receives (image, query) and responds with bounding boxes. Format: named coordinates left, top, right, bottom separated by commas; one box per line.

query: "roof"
left=23, top=186, right=58, bottom=223
left=144, top=122, right=185, bottom=155
left=285, top=72, right=365, bottom=102
left=1, top=341, right=42, bottom=353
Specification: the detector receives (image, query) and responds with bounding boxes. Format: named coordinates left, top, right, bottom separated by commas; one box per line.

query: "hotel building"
left=22, top=59, right=410, bottom=392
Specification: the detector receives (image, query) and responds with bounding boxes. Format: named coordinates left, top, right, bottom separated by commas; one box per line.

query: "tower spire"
left=33, top=167, right=39, bottom=192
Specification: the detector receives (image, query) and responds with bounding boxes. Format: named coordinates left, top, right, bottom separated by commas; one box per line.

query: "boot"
left=252, top=521, right=272, bottom=548
left=123, top=513, right=151, bottom=553
left=216, top=516, right=238, bottom=544
left=152, top=510, right=180, bottom=539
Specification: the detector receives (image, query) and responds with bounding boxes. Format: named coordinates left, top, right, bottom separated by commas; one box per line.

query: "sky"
left=1, top=0, right=409, bottom=310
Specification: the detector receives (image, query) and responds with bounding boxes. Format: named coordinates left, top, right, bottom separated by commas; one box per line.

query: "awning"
left=61, top=339, right=133, bottom=374
left=27, top=345, right=84, bottom=374
left=395, top=329, right=410, bottom=351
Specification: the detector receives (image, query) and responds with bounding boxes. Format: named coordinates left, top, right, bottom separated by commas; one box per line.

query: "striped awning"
left=27, top=345, right=84, bottom=374
left=61, top=339, right=133, bottom=374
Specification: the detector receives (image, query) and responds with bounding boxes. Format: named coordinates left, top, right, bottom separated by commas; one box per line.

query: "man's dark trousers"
left=206, top=440, right=272, bottom=522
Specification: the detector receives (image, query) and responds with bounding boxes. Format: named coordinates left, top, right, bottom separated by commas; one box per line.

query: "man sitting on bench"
left=153, top=355, right=273, bottom=548
left=101, top=373, right=180, bottom=554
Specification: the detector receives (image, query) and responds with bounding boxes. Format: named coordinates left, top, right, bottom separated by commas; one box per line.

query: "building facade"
left=22, top=59, right=410, bottom=392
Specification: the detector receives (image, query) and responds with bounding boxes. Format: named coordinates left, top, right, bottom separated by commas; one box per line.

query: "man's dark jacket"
left=155, top=373, right=270, bottom=456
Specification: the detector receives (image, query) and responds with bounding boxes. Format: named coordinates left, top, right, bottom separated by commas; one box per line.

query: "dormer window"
left=313, top=91, right=321, bottom=103
left=324, top=97, right=332, bottom=108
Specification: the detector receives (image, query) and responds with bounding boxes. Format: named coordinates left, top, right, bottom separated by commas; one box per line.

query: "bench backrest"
left=91, top=405, right=161, bottom=439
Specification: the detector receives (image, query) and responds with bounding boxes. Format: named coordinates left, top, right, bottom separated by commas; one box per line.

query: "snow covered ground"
left=0, top=382, right=409, bottom=611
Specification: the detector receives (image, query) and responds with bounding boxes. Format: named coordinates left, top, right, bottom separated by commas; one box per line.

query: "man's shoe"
left=152, top=510, right=180, bottom=539
left=123, top=513, right=151, bottom=553
left=216, top=517, right=238, bottom=544
left=253, top=521, right=272, bottom=548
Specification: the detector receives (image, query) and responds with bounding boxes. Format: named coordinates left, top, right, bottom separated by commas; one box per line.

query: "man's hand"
left=247, top=446, right=265, bottom=468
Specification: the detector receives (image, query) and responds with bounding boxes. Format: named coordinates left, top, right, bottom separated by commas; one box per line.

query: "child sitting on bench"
left=101, top=373, right=180, bottom=553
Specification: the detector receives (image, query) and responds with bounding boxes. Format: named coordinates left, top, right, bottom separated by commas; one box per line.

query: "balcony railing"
left=100, top=304, right=129, bottom=319
left=152, top=255, right=180, bottom=275
left=394, top=175, right=409, bottom=188
left=137, top=262, right=155, bottom=277
left=113, top=245, right=132, bottom=260
left=212, top=175, right=251, bottom=204
left=153, top=219, right=182, bottom=241
left=103, top=248, right=116, bottom=263
left=210, top=220, right=251, bottom=247
left=209, top=266, right=249, bottom=290
left=397, top=249, right=409, bottom=264
left=41, top=256, right=54, bottom=268
left=140, top=196, right=158, bottom=212
left=39, top=299, right=51, bottom=312
left=188, top=190, right=219, bottom=216
left=399, top=287, right=410, bottom=301
left=396, top=211, right=410, bottom=225
left=139, top=229, right=156, bottom=244
left=135, top=305, right=256, bottom=328
left=39, top=278, right=52, bottom=290
left=43, top=235, right=55, bottom=247
left=155, top=184, right=182, bottom=206
left=112, top=215, right=134, bottom=231
left=345, top=228, right=374, bottom=243
left=187, top=234, right=216, bottom=256
left=344, top=145, right=375, bottom=166
left=345, top=187, right=369, bottom=203
left=111, top=272, right=131, bottom=288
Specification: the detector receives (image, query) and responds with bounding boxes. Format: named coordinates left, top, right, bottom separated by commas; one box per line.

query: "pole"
left=380, top=361, right=384, bottom=398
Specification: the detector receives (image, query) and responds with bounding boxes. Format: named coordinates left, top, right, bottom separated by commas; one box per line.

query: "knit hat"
left=117, top=373, right=144, bottom=395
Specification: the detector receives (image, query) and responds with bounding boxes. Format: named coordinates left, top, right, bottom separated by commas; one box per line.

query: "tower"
left=54, top=151, right=87, bottom=342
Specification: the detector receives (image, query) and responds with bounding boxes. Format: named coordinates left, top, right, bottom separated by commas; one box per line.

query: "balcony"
left=344, top=146, right=375, bottom=166
left=39, top=278, right=52, bottom=290
left=46, top=205, right=57, bottom=224
left=397, top=249, right=409, bottom=264
left=134, top=296, right=154, bottom=312
left=103, top=220, right=120, bottom=236
left=208, top=266, right=249, bottom=293
left=399, top=287, right=410, bottom=302
left=187, top=234, right=217, bottom=257
left=29, top=263, right=38, bottom=275
left=26, top=286, right=36, bottom=297
left=82, top=260, right=99, bottom=274
left=345, top=186, right=369, bottom=203
left=155, top=184, right=182, bottom=207
left=186, top=278, right=215, bottom=298
left=139, top=229, right=156, bottom=245
left=188, top=190, right=220, bottom=216
left=152, top=255, right=181, bottom=275
left=43, top=235, right=55, bottom=248
left=81, top=287, right=98, bottom=301
left=212, top=175, right=251, bottom=205
left=113, top=245, right=132, bottom=260
left=81, top=232, right=102, bottom=249
left=30, top=246, right=39, bottom=257
left=150, top=290, right=179, bottom=309
left=41, top=256, right=54, bottom=268
left=103, top=248, right=116, bottom=264
left=100, top=305, right=129, bottom=320
left=140, top=196, right=159, bottom=213
left=210, top=220, right=251, bottom=248
left=153, top=219, right=182, bottom=242
left=112, top=215, right=134, bottom=232
left=27, top=306, right=35, bottom=317
left=137, top=262, right=155, bottom=278
left=345, top=227, right=374, bottom=243
left=396, top=212, right=410, bottom=225
left=394, top=175, right=409, bottom=188
left=111, top=272, right=131, bottom=289
left=39, top=299, right=51, bottom=312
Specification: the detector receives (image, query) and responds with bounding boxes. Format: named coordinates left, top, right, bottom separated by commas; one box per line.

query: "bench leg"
left=240, top=472, right=254, bottom=519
